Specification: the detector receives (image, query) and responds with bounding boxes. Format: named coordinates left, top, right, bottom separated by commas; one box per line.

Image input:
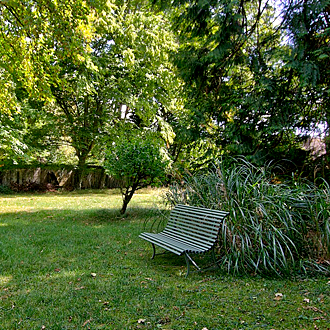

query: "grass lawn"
left=0, top=188, right=329, bottom=330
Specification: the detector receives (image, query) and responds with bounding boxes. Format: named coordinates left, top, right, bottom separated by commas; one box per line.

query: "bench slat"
left=167, top=216, right=220, bottom=233
left=139, top=233, right=183, bottom=255
left=166, top=217, right=221, bottom=237
left=164, top=223, right=218, bottom=239
left=139, top=232, right=206, bottom=255
left=174, top=204, right=228, bottom=217
left=161, top=230, right=213, bottom=250
left=170, top=210, right=223, bottom=225
left=163, top=227, right=216, bottom=247
left=155, top=233, right=206, bottom=253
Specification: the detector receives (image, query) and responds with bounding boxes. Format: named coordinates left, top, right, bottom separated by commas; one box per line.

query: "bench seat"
left=139, top=204, right=229, bottom=276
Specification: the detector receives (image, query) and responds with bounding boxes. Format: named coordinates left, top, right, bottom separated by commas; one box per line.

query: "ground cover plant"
left=1, top=188, right=330, bottom=329
left=166, top=158, right=330, bottom=276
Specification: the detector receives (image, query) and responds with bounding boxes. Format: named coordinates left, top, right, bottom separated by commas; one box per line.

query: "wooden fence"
left=0, top=166, right=120, bottom=190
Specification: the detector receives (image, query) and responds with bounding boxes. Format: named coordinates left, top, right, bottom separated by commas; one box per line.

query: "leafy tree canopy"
left=153, top=0, right=330, bottom=176
left=0, top=0, right=183, bottom=184
left=0, top=0, right=102, bottom=112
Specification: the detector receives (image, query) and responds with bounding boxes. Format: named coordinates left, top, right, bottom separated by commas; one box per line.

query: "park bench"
left=139, top=204, right=229, bottom=276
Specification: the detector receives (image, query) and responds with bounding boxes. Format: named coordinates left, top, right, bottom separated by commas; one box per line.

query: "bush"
left=0, top=185, right=12, bottom=194
left=165, top=157, right=330, bottom=276
left=10, top=181, right=48, bottom=192
left=104, top=135, right=169, bottom=214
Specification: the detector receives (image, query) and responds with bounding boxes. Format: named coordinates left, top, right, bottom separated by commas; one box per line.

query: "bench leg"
left=151, top=243, right=156, bottom=259
left=184, top=253, right=190, bottom=277
left=184, top=252, right=201, bottom=277
left=150, top=244, right=171, bottom=259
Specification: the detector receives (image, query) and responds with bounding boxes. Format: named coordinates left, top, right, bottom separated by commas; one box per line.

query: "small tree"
left=104, top=136, right=168, bottom=214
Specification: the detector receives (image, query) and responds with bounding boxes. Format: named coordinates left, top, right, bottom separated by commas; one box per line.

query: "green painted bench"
left=139, top=204, right=229, bottom=276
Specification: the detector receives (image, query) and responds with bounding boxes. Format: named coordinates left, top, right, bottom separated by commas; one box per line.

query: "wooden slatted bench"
left=139, top=204, right=229, bottom=276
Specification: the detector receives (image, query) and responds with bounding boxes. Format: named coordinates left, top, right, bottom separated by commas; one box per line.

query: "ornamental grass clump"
left=165, top=158, right=330, bottom=276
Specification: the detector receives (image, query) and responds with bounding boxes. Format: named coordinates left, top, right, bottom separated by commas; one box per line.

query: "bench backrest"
left=163, top=204, right=229, bottom=250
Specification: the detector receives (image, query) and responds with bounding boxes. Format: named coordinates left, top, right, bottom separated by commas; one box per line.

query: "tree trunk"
left=121, top=191, right=134, bottom=214
left=120, top=183, right=139, bottom=214
left=74, top=156, right=87, bottom=189
left=120, top=198, right=129, bottom=214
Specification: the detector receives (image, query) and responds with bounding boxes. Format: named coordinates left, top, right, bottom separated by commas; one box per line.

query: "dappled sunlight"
left=37, top=269, right=86, bottom=283
left=0, top=275, right=12, bottom=285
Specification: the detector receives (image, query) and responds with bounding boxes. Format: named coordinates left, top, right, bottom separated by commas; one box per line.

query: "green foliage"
left=0, top=121, right=27, bottom=162
left=153, top=0, right=329, bottom=175
left=165, top=157, right=330, bottom=276
left=0, top=99, right=69, bottom=165
left=167, top=0, right=285, bottom=148
left=0, top=0, right=99, bottom=109
left=0, top=185, right=12, bottom=194
left=0, top=0, right=181, bottom=185
left=1, top=0, right=328, bottom=181
left=172, top=138, right=222, bottom=175
left=282, top=0, right=330, bottom=164
left=104, top=134, right=169, bottom=213
left=49, top=1, right=180, bottom=187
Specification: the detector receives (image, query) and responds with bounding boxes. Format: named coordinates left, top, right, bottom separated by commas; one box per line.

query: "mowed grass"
left=0, top=189, right=329, bottom=330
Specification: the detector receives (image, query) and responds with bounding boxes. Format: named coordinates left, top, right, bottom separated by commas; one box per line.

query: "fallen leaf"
left=54, top=268, right=61, bottom=272
left=91, top=273, right=97, bottom=277
left=274, top=293, right=283, bottom=301
left=303, top=298, right=310, bottom=303
left=158, top=316, right=171, bottom=324
left=75, top=286, right=85, bottom=290
left=137, top=319, right=146, bottom=324
left=303, top=306, right=324, bottom=313
left=82, top=319, right=91, bottom=326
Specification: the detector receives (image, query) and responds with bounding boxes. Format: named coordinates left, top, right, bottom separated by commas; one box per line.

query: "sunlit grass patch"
left=0, top=275, right=12, bottom=285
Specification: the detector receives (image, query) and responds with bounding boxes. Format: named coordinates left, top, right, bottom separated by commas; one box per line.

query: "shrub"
left=10, top=181, right=48, bottom=192
left=165, top=157, right=330, bottom=276
left=104, top=135, right=169, bottom=214
left=0, top=185, right=12, bottom=194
